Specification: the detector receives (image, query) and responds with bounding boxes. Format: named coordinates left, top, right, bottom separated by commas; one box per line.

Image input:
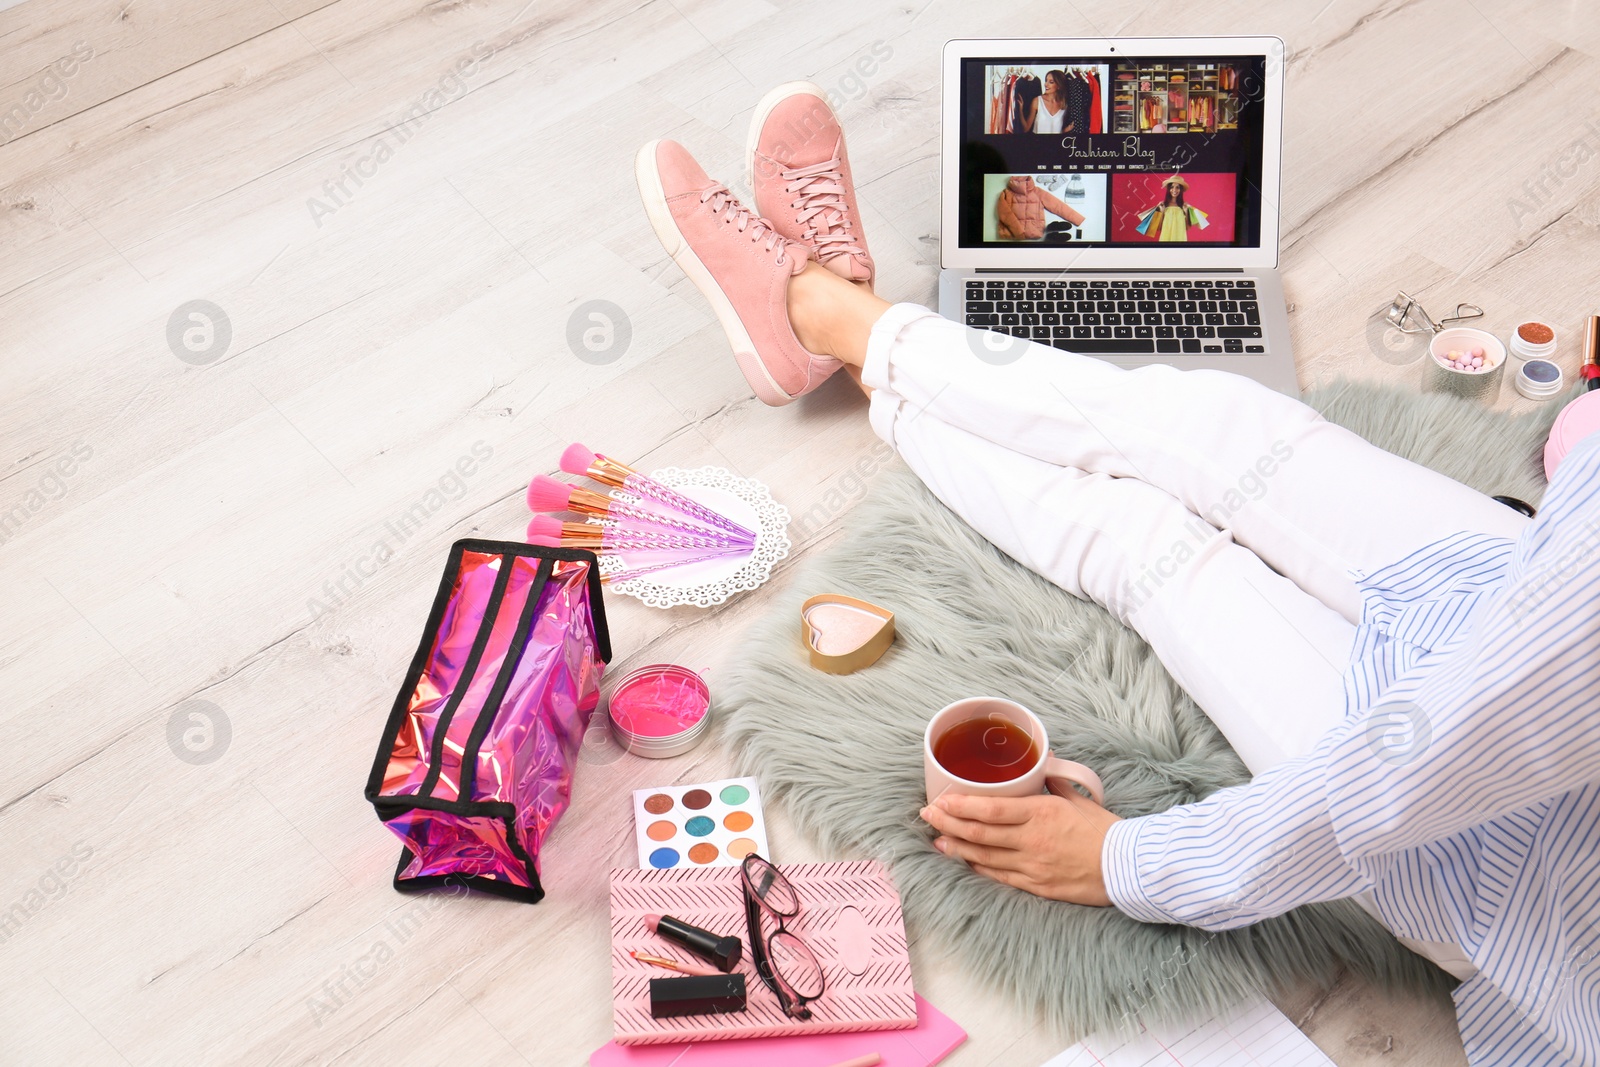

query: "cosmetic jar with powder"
left=1426, top=327, right=1505, bottom=403
left=1515, top=359, right=1564, bottom=401
left=1509, top=321, right=1558, bottom=362
left=607, top=664, right=710, bottom=758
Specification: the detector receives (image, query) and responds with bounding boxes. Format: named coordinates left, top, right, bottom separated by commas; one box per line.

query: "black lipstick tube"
left=653, top=914, right=742, bottom=973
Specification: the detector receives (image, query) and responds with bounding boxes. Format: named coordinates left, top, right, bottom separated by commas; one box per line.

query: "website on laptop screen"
left=959, top=55, right=1268, bottom=249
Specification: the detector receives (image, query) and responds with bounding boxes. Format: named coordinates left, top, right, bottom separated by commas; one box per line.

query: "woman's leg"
left=788, top=269, right=1529, bottom=623
left=884, top=405, right=1355, bottom=775
left=870, top=316, right=1480, bottom=976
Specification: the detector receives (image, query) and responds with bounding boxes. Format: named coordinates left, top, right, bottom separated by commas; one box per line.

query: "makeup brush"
left=628, top=950, right=721, bottom=979
left=526, top=475, right=738, bottom=543
left=599, top=550, right=738, bottom=585
left=525, top=516, right=747, bottom=555
left=560, top=443, right=757, bottom=543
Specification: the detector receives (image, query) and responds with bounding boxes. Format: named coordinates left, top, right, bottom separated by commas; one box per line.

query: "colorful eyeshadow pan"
left=630, top=777, right=769, bottom=871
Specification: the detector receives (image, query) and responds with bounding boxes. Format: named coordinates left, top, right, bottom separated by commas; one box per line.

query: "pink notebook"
left=590, top=994, right=966, bottom=1066
left=609, top=860, right=917, bottom=1044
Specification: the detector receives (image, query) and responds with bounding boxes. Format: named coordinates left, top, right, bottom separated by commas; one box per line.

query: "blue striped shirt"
left=1103, top=429, right=1600, bottom=1066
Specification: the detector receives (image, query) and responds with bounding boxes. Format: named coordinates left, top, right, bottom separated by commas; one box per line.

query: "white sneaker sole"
left=634, top=139, right=794, bottom=407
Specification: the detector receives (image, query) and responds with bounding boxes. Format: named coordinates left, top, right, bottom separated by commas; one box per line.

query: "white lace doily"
left=597, top=466, right=791, bottom=609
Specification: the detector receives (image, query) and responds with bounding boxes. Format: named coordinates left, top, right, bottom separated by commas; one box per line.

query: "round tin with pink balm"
left=606, top=664, right=711, bottom=758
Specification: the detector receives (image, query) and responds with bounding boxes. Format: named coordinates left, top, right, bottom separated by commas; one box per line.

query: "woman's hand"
left=919, top=791, right=1121, bottom=905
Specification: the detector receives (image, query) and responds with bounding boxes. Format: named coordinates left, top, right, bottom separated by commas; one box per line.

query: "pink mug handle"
left=1043, top=755, right=1104, bottom=805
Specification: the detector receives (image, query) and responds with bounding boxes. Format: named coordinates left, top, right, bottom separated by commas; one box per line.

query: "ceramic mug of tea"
left=924, top=697, right=1104, bottom=805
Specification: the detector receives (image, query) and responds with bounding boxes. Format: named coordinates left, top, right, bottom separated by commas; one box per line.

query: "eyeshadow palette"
left=631, top=776, right=769, bottom=870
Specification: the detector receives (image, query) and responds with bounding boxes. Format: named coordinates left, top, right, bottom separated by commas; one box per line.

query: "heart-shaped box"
left=800, top=594, right=895, bottom=675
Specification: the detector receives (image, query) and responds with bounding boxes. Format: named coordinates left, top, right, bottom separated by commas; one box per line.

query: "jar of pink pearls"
left=1426, top=327, right=1506, bottom=403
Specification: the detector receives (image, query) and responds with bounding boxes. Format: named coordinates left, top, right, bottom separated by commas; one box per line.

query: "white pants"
left=861, top=304, right=1527, bottom=976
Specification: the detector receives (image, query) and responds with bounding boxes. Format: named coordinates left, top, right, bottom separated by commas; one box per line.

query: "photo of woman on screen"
left=1135, top=175, right=1210, bottom=241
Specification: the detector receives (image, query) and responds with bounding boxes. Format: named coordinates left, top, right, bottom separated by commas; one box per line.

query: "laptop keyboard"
left=964, top=278, right=1266, bottom=356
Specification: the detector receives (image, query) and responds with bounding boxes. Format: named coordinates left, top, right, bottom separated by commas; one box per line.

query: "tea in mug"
left=931, top=716, right=1040, bottom=783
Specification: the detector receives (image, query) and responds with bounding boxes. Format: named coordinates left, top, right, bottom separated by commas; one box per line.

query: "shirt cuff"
left=1101, top=817, right=1175, bottom=924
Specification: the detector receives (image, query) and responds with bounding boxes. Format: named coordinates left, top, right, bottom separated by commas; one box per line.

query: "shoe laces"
left=700, top=184, right=803, bottom=266
left=782, top=147, right=865, bottom=262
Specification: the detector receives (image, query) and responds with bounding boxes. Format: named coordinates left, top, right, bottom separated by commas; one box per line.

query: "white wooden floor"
left=4, top=0, right=1599, bottom=1063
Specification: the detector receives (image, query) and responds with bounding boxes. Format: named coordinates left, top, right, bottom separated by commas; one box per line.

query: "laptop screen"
left=958, top=55, right=1269, bottom=250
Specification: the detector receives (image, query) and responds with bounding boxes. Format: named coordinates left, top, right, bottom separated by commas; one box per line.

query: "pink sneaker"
left=748, top=82, right=875, bottom=285
left=635, top=139, right=840, bottom=406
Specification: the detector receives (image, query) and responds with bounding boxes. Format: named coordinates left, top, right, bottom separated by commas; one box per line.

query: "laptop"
left=939, top=37, right=1297, bottom=394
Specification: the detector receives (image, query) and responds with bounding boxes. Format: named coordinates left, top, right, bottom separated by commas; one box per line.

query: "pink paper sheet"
left=590, top=994, right=966, bottom=1067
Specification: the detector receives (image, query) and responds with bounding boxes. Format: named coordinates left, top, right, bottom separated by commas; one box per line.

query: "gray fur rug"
left=716, top=381, right=1567, bottom=1039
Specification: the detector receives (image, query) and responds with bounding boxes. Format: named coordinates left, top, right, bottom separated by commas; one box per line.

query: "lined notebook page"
left=1041, top=998, right=1334, bottom=1067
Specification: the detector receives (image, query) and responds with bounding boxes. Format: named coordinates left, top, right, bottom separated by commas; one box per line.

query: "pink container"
left=1546, top=391, right=1600, bottom=480
left=606, top=663, right=711, bottom=758
left=365, top=540, right=611, bottom=903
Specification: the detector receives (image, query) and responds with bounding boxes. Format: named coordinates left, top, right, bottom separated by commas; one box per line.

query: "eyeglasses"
left=741, top=853, right=826, bottom=1020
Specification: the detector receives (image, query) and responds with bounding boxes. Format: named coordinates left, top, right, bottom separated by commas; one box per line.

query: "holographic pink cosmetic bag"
left=364, top=540, right=611, bottom=903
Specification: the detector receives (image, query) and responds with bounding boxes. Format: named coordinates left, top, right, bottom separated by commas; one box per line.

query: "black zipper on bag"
left=458, top=556, right=553, bottom=802
left=417, top=552, right=516, bottom=800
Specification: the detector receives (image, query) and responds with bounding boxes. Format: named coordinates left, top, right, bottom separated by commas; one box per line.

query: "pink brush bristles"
left=560, top=442, right=598, bottom=476
left=526, top=515, right=562, bottom=540
left=526, top=475, right=575, bottom=514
